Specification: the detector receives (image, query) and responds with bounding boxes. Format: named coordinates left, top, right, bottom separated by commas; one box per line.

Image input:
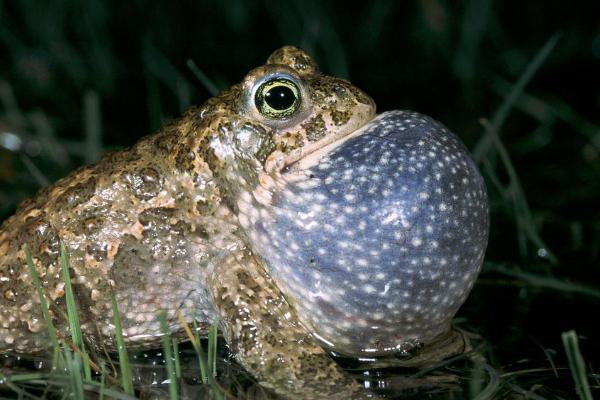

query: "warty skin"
left=0, top=46, right=488, bottom=399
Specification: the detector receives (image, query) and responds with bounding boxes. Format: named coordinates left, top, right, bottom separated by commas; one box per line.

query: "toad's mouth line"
left=265, top=112, right=388, bottom=175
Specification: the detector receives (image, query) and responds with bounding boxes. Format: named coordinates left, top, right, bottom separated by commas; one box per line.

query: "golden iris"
left=255, top=78, right=301, bottom=119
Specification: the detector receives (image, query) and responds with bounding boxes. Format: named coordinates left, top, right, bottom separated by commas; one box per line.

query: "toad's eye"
left=255, top=78, right=301, bottom=119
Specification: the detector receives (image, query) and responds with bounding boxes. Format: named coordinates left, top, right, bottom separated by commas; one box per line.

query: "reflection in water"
left=0, top=337, right=473, bottom=399
left=0, top=324, right=591, bottom=400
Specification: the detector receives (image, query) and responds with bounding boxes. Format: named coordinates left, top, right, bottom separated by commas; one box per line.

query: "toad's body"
left=0, top=47, right=488, bottom=399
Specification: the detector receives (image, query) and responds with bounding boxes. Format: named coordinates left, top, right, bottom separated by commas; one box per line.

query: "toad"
left=0, top=46, right=488, bottom=399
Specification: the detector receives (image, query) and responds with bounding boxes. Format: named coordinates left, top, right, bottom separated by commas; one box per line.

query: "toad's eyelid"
left=251, top=72, right=301, bottom=94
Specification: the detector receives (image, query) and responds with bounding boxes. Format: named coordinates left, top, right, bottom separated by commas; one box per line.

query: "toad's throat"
left=266, top=113, right=378, bottom=174
left=244, top=110, right=489, bottom=356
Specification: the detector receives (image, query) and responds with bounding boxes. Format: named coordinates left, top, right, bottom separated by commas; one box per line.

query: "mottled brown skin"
left=0, top=47, right=375, bottom=399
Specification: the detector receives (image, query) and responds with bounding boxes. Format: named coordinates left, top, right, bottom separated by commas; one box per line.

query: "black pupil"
left=264, top=85, right=296, bottom=110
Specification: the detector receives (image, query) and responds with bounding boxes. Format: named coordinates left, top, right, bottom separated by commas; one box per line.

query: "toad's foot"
left=209, top=249, right=371, bottom=400
left=350, top=328, right=476, bottom=371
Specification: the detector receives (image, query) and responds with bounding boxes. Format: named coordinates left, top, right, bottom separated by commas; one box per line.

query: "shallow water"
left=2, top=279, right=597, bottom=399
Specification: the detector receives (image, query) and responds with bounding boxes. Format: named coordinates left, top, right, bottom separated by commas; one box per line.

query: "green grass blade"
left=208, top=323, right=218, bottom=377
left=111, top=293, right=134, bottom=396
left=190, top=319, right=209, bottom=384
left=562, top=330, right=593, bottom=400
left=484, top=262, right=600, bottom=299
left=453, top=0, right=493, bottom=83
left=159, top=311, right=178, bottom=400
left=82, top=352, right=92, bottom=382
left=474, top=33, right=560, bottom=161
left=3, top=372, right=49, bottom=382
left=183, top=317, right=223, bottom=399
left=172, top=337, right=181, bottom=380
left=0, top=372, right=41, bottom=400
left=64, top=347, right=85, bottom=399
left=99, top=361, right=106, bottom=400
left=469, top=357, right=484, bottom=398
left=469, top=358, right=500, bottom=400
left=186, top=59, right=220, bottom=96
left=143, top=41, right=192, bottom=112
left=207, top=321, right=224, bottom=400
left=506, top=383, right=548, bottom=400
left=24, top=244, right=62, bottom=366
left=83, top=90, right=103, bottom=163
left=19, top=154, right=50, bottom=187
left=59, top=242, right=95, bottom=384
left=59, top=242, right=84, bottom=351
left=6, top=372, right=139, bottom=399
left=480, top=119, right=558, bottom=264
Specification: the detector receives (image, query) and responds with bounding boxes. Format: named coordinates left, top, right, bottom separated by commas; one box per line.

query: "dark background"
left=0, top=1, right=599, bottom=397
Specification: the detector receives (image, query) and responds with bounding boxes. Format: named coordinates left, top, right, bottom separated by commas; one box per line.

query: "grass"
left=475, top=33, right=560, bottom=265
left=469, top=358, right=500, bottom=400
left=6, top=245, right=225, bottom=399
left=25, top=244, right=61, bottom=363
left=159, top=311, right=178, bottom=400
left=59, top=242, right=87, bottom=362
left=562, top=330, right=593, bottom=400
left=111, top=293, right=134, bottom=396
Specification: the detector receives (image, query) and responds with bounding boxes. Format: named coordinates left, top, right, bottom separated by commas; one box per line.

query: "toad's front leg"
left=209, top=249, right=369, bottom=400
